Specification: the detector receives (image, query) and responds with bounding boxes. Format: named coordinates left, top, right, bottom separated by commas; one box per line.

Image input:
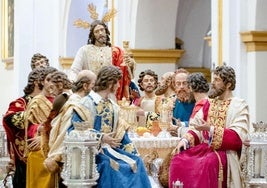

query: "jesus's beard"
left=96, top=35, right=107, bottom=45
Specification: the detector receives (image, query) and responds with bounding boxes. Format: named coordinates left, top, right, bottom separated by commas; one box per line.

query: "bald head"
left=162, top=72, right=174, bottom=81
left=76, top=70, right=96, bottom=82
left=72, top=70, right=96, bottom=93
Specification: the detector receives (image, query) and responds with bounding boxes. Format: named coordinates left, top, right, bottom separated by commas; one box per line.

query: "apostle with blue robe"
left=69, top=65, right=151, bottom=188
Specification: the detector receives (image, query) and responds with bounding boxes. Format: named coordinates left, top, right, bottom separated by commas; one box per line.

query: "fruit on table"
left=136, top=127, right=150, bottom=136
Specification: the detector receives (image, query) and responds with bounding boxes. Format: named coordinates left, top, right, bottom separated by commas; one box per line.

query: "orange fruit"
left=136, top=127, right=150, bottom=136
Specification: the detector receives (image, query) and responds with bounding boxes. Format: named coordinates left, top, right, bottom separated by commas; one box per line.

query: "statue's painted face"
left=93, top=24, right=107, bottom=46
left=140, top=75, right=157, bottom=93
left=174, top=73, right=191, bottom=102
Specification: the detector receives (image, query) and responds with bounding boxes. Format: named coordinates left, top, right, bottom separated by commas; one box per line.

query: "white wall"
left=0, top=1, right=15, bottom=118
left=14, top=0, right=61, bottom=97
left=134, top=0, right=179, bottom=49
left=176, top=0, right=211, bottom=68
left=0, top=65, right=15, bottom=118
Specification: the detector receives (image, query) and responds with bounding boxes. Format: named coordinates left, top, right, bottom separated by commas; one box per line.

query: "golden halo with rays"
left=73, top=3, right=117, bottom=29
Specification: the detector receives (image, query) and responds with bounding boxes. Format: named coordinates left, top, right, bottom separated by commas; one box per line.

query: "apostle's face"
left=110, top=80, right=120, bottom=94
left=155, top=83, right=168, bottom=96
left=88, top=77, right=96, bottom=92
left=93, top=25, right=107, bottom=45
left=140, top=75, right=157, bottom=94
left=155, top=74, right=170, bottom=95
left=208, top=74, right=226, bottom=98
left=174, top=73, right=191, bottom=102
left=34, top=58, right=48, bottom=69
left=84, top=77, right=96, bottom=96
left=43, top=73, right=57, bottom=96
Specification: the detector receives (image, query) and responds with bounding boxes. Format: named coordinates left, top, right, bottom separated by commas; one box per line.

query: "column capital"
left=240, top=31, right=267, bottom=52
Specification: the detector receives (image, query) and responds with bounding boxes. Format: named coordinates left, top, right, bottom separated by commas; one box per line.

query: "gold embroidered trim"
left=214, top=150, right=223, bottom=188
left=184, top=133, right=195, bottom=147
left=87, top=45, right=112, bottom=74
left=211, top=127, right=224, bottom=149
left=208, top=98, right=231, bottom=149
left=123, top=143, right=136, bottom=154
left=96, top=100, right=113, bottom=133
left=110, top=158, right=119, bottom=171
left=11, top=112, right=24, bottom=129
left=24, top=94, right=53, bottom=157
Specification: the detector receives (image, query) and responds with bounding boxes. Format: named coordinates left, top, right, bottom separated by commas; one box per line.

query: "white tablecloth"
left=131, top=136, right=180, bottom=149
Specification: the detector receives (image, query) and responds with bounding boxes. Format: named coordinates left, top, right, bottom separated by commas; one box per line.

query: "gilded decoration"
left=184, top=133, right=195, bottom=147
left=1, top=0, right=14, bottom=69
left=11, top=112, right=24, bottom=129
left=122, top=143, right=135, bottom=154
left=73, top=3, right=117, bottom=30
left=208, top=98, right=231, bottom=149
left=96, top=100, right=113, bottom=133
left=240, top=31, right=267, bottom=52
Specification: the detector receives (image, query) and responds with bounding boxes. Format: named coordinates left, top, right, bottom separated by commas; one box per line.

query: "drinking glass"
left=157, top=109, right=172, bottom=138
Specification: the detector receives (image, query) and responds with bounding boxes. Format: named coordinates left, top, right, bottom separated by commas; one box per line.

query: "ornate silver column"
left=245, top=122, right=267, bottom=187
left=0, top=126, right=12, bottom=187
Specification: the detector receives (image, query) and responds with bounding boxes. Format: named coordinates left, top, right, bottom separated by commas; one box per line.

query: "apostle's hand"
left=102, top=132, right=121, bottom=148
left=27, top=136, right=41, bottom=151
left=172, top=138, right=188, bottom=155
left=129, top=88, right=140, bottom=101
left=44, top=157, right=59, bottom=173
left=124, top=55, right=135, bottom=68
left=168, top=124, right=179, bottom=137
left=191, top=118, right=210, bottom=131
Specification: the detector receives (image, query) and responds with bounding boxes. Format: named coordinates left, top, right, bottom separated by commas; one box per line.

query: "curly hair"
left=31, top=53, right=49, bottom=69
left=94, top=65, right=122, bottom=92
left=87, top=20, right=111, bottom=47
left=23, top=68, right=44, bottom=95
left=137, top=69, right=158, bottom=91
left=37, top=67, right=58, bottom=90
left=72, top=76, right=91, bottom=93
left=187, top=72, right=209, bottom=93
left=214, top=65, right=236, bottom=90
left=50, top=71, right=73, bottom=90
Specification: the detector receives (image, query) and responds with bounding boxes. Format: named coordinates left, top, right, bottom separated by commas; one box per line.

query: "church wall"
left=175, top=0, right=211, bottom=68
left=255, top=1, right=267, bottom=122
left=0, top=1, right=17, bottom=118
left=254, top=53, right=267, bottom=122
left=222, top=0, right=247, bottom=98
left=14, top=0, right=61, bottom=96
left=0, top=65, right=14, bottom=118
left=246, top=0, right=267, bottom=123
left=134, top=0, right=179, bottom=49
left=116, top=0, right=179, bottom=84
left=0, top=0, right=62, bottom=117
left=247, top=52, right=267, bottom=123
